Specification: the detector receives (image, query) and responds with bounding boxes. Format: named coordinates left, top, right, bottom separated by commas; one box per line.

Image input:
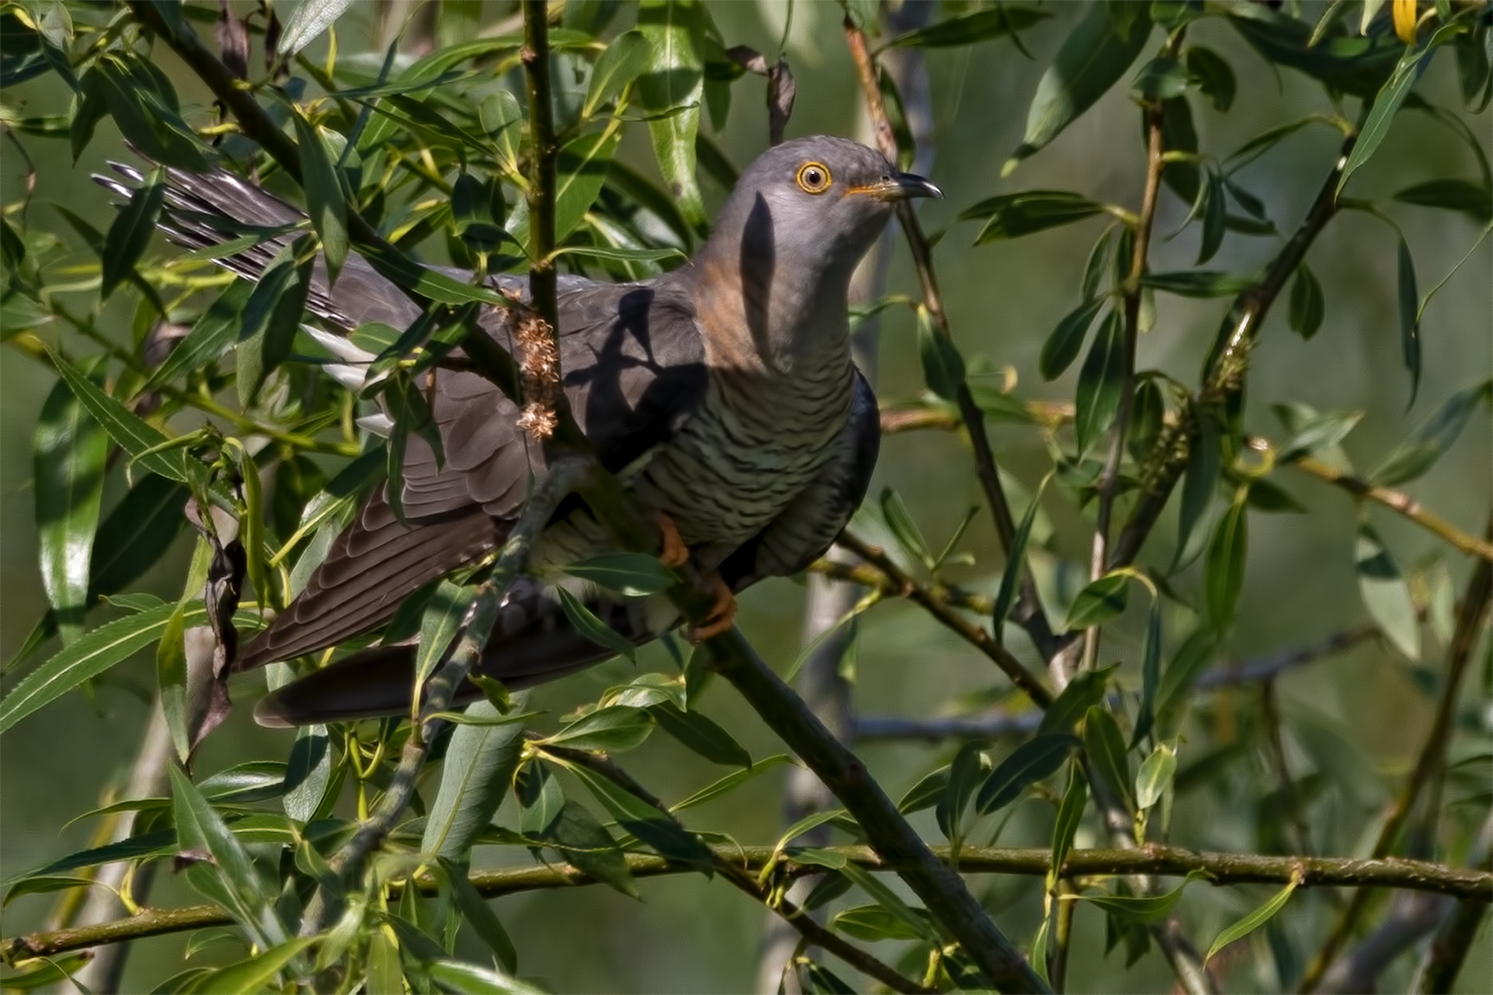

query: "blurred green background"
left=2, top=1, right=1489, bottom=992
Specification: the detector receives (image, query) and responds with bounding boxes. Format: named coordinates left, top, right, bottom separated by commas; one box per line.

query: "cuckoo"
left=100, top=136, right=940, bottom=726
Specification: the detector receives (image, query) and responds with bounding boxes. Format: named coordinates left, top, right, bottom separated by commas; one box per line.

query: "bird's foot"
left=685, top=573, right=737, bottom=642
left=656, top=511, right=690, bottom=569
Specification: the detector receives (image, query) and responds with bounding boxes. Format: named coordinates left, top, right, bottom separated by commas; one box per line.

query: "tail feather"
left=254, top=589, right=678, bottom=727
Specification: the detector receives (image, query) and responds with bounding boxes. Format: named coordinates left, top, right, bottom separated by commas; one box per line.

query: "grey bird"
left=100, top=136, right=940, bottom=726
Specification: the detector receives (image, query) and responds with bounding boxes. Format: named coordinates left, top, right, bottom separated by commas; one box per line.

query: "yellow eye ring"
left=796, top=161, right=832, bottom=194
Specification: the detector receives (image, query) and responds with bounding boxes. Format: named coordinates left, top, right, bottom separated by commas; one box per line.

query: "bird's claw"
left=685, top=573, right=737, bottom=642
left=656, top=511, right=690, bottom=569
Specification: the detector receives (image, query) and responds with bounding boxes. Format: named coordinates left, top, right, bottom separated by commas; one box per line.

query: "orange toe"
left=685, top=573, right=737, bottom=642
left=656, top=511, right=690, bottom=569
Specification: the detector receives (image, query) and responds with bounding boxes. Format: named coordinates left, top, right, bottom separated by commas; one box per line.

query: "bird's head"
left=708, top=135, right=941, bottom=280
left=693, top=136, right=940, bottom=366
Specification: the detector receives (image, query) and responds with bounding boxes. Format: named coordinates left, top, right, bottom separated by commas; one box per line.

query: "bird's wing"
left=115, top=163, right=713, bottom=670
left=719, top=369, right=880, bottom=587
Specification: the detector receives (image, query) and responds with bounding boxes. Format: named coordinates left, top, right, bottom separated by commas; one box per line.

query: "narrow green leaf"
left=836, top=862, right=940, bottom=943
left=888, top=6, right=1049, bottom=49
left=1205, top=878, right=1299, bottom=962
left=186, top=937, right=314, bottom=995
left=556, top=587, right=636, bottom=662
left=415, top=579, right=479, bottom=691
left=831, top=904, right=924, bottom=941
left=1038, top=665, right=1116, bottom=736
left=583, top=30, right=651, bottom=117
left=169, top=765, right=286, bottom=949
left=1065, top=571, right=1131, bottom=631
left=1278, top=408, right=1363, bottom=461
left=962, top=190, right=1106, bottom=244
left=650, top=703, right=751, bottom=767
left=1039, top=297, right=1106, bottom=381
left=880, top=487, right=935, bottom=569
left=936, top=742, right=986, bottom=843
left=540, top=800, right=638, bottom=899
left=144, top=280, right=254, bottom=390
left=975, top=735, right=1080, bottom=814
left=1049, top=763, right=1086, bottom=881
left=992, top=474, right=1051, bottom=638
left=1132, top=56, right=1190, bottom=101
left=1370, top=380, right=1492, bottom=486
left=1397, top=234, right=1421, bottom=406
left=916, top=306, right=966, bottom=401
left=1006, top=2, right=1152, bottom=171
left=555, top=130, right=621, bottom=243
left=548, top=244, right=684, bottom=265
left=1339, top=29, right=1457, bottom=194
left=1082, top=705, right=1133, bottom=810
left=1176, top=405, right=1220, bottom=565
left=636, top=0, right=707, bottom=229
left=1135, top=743, right=1177, bottom=810
left=424, top=693, right=534, bottom=854
left=1, top=601, right=173, bottom=733
left=88, top=475, right=188, bottom=598
left=1186, top=46, right=1237, bottom=111
left=1288, top=263, right=1325, bottom=339
left=100, top=166, right=164, bottom=299
left=567, top=763, right=714, bottom=872
left=236, top=245, right=313, bottom=406
left=479, top=90, right=524, bottom=177
left=1198, top=168, right=1226, bottom=265
left=1142, top=270, right=1254, bottom=297
left=427, top=959, right=546, bottom=995
left=157, top=599, right=189, bottom=762
left=1078, top=872, right=1201, bottom=922
left=1129, top=377, right=1164, bottom=463
left=1393, top=178, right=1493, bottom=222
left=670, top=754, right=792, bottom=812
left=276, top=0, right=356, bottom=57
left=34, top=370, right=107, bottom=644
left=1074, top=309, right=1124, bottom=455
left=897, top=764, right=951, bottom=815
left=1355, top=523, right=1420, bottom=660
left=543, top=705, right=655, bottom=753
left=291, top=113, right=348, bottom=284
left=563, top=553, right=676, bottom=596
left=1131, top=597, right=1163, bottom=747
left=438, top=857, right=518, bottom=973
left=1205, top=494, right=1249, bottom=627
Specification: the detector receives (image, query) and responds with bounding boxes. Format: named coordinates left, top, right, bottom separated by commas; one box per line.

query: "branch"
left=537, top=745, right=930, bottom=994
left=1110, top=132, right=1357, bottom=571
left=810, top=554, right=994, bottom=615
left=1249, top=438, right=1493, bottom=561
left=835, top=531, right=1052, bottom=708
left=842, top=12, right=1064, bottom=665
left=9, top=843, right=1488, bottom=964
left=521, top=0, right=559, bottom=338
left=1300, top=525, right=1492, bottom=991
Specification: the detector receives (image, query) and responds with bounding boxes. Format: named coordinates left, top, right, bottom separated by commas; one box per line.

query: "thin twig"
left=1300, top=522, right=1492, bottom=991
left=521, top=0, right=559, bottom=338
left=8, top=842, right=1489, bottom=965
left=842, top=12, right=1063, bottom=666
left=1083, top=94, right=1168, bottom=677
left=835, top=531, right=1052, bottom=708
left=1247, top=438, right=1493, bottom=561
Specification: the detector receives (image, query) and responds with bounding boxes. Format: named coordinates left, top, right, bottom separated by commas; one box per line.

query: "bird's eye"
left=796, top=161, right=832, bottom=194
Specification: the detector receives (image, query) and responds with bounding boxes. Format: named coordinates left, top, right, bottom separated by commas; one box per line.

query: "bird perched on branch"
left=99, top=136, right=940, bottom=726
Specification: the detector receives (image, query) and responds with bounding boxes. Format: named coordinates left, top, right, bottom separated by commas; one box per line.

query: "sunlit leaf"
left=975, top=735, right=1079, bottom=814
left=1205, top=878, right=1299, bottom=962
left=34, top=369, right=107, bottom=643
left=1065, top=571, right=1131, bottom=631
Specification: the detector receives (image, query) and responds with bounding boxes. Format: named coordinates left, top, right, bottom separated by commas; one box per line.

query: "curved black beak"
left=850, top=172, right=943, bottom=201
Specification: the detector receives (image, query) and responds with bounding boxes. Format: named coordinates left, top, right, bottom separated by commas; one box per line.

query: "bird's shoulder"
left=403, top=269, right=711, bottom=521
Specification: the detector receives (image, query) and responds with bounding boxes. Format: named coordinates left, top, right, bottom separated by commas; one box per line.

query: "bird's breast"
left=624, top=360, right=856, bottom=558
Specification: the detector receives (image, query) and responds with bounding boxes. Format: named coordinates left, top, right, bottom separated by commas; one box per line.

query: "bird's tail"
left=253, top=588, right=676, bottom=727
